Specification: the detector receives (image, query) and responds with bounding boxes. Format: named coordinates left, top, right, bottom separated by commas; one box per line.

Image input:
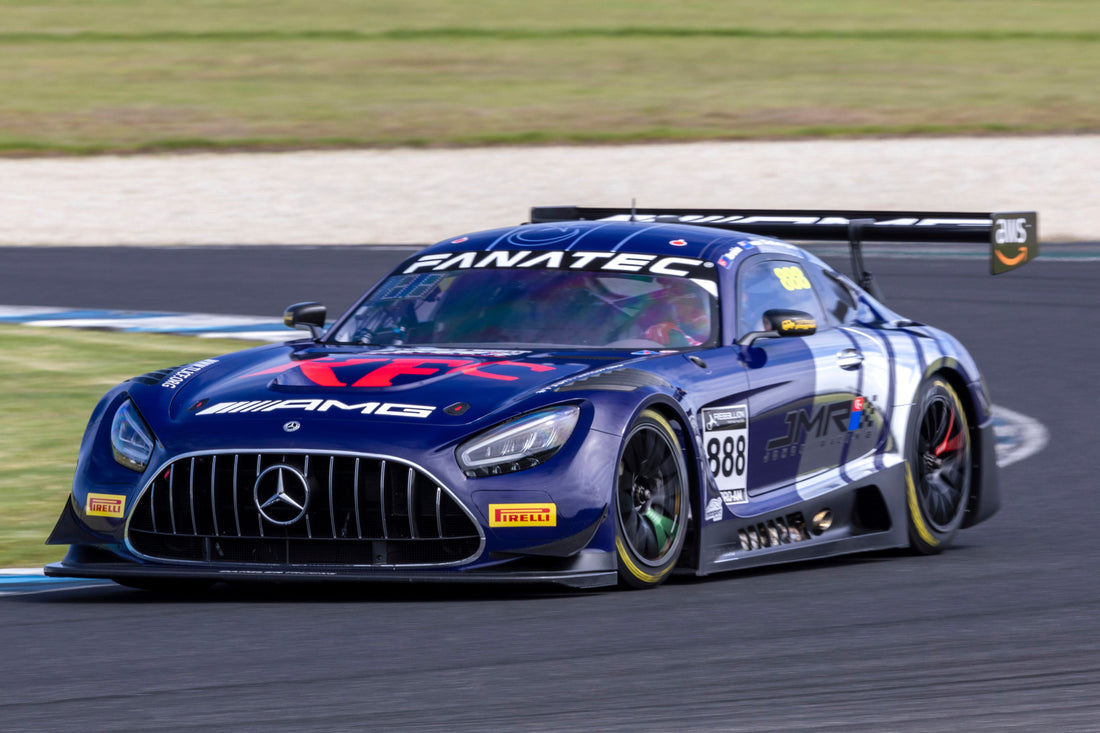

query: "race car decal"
left=489, top=503, right=557, bottom=527
left=772, top=265, right=813, bottom=292
left=86, top=493, right=126, bottom=518
left=243, top=356, right=555, bottom=388
left=701, top=405, right=749, bottom=505
left=402, top=249, right=714, bottom=280
left=705, top=497, right=724, bottom=523
left=161, top=358, right=218, bottom=389
left=763, top=398, right=877, bottom=462
left=991, top=212, right=1038, bottom=274
left=195, top=399, right=436, bottom=418
left=354, top=347, right=531, bottom=358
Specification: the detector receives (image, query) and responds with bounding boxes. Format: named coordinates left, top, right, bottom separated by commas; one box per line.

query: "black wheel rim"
left=915, top=386, right=970, bottom=532
left=616, top=423, right=684, bottom=566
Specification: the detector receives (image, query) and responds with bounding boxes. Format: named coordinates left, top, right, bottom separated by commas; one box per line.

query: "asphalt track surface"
left=2, top=245, right=1099, bottom=732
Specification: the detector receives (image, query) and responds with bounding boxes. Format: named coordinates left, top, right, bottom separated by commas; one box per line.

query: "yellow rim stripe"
left=905, top=461, right=939, bottom=547
left=616, top=409, right=683, bottom=584
left=616, top=537, right=670, bottom=583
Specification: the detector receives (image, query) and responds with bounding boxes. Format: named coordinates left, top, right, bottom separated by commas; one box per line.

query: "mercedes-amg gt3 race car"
left=45, top=206, right=1038, bottom=589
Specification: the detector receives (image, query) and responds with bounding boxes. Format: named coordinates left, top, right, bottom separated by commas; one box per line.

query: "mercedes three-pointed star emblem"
left=253, top=464, right=311, bottom=525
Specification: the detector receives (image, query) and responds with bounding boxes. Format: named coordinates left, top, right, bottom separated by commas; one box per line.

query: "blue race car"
left=45, top=206, right=1038, bottom=589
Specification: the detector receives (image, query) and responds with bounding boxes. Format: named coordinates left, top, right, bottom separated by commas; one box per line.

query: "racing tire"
left=905, top=377, right=972, bottom=554
left=614, top=409, right=690, bottom=589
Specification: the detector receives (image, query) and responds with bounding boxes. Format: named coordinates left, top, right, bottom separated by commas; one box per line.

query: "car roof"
left=424, top=219, right=813, bottom=266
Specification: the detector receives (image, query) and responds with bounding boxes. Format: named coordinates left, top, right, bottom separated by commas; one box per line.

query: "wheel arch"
left=630, top=397, right=704, bottom=572
left=917, top=361, right=987, bottom=531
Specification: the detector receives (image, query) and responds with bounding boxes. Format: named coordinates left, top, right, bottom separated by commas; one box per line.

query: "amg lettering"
left=197, top=400, right=436, bottom=418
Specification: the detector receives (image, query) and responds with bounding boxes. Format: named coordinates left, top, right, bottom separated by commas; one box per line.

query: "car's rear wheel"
left=906, top=377, right=972, bottom=554
left=614, top=409, right=689, bottom=589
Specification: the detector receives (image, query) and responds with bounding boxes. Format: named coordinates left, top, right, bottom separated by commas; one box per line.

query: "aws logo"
left=991, top=212, right=1038, bottom=275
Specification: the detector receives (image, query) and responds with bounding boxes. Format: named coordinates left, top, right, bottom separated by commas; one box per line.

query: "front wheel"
left=906, top=377, right=972, bottom=554
left=615, top=409, right=690, bottom=588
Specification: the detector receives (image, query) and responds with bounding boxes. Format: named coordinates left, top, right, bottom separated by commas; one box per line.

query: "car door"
left=734, top=255, right=871, bottom=503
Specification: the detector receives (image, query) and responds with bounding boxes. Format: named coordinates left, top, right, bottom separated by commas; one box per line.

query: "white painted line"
left=992, top=404, right=1050, bottom=467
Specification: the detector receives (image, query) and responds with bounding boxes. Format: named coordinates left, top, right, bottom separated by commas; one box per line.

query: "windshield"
left=330, top=268, right=717, bottom=349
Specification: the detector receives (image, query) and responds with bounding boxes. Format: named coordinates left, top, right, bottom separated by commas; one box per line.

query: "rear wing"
left=530, top=206, right=1039, bottom=280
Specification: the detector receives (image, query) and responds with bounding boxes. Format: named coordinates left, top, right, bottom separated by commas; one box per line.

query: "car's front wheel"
left=906, top=377, right=972, bottom=554
left=614, top=409, right=689, bottom=588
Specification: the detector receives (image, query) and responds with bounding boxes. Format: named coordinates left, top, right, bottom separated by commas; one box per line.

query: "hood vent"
left=554, top=368, right=670, bottom=393
left=129, top=366, right=182, bottom=386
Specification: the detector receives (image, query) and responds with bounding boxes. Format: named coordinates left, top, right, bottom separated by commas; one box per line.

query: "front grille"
left=127, top=452, right=482, bottom=567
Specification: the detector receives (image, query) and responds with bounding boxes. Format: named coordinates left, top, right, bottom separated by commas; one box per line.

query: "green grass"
left=0, top=325, right=252, bottom=568
left=0, top=0, right=1096, bottom=154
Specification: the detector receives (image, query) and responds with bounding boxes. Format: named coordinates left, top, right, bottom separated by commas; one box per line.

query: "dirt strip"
left=0, top=135, right=1094, bottom=245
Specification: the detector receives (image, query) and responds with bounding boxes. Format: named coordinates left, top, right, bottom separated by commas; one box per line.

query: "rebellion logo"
left=489, top=503, right=557, bottom=527
left=86, top=493, right=126, bottom=518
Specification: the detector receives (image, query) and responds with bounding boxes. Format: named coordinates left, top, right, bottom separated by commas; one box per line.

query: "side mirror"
left=737, top=309, right=817, bottom=347
left=764, top=309, right=817, bottom=337
left=284, top=302, right=327, bottom=339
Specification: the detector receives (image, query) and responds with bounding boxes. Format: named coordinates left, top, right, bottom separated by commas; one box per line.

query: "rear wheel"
left=615, top=409, right=689, bottom=588
left=906, top=377, right=972, bottom=554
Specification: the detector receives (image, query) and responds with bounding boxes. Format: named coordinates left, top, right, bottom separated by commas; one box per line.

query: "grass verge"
left=0, top=0, right=1096, bottom=154
left=0, top=325, right=252, bottom=568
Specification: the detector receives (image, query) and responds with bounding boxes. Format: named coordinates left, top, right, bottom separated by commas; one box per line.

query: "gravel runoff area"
left=0, top=135, right=1095, bottom=246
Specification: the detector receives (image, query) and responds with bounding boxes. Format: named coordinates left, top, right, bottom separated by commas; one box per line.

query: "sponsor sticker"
left=243, top=355, right=554, bottom=388
left=86, top=493, right=126, bottom=518
left=848, top=397, right=865, bottom=431
left=489, top=503, right=557, bottom=527
left=196, top=399, right=437, bottom=418
left=161, top=358, right=218, bottom=389
left=701, top=405, right=749, bottom=504
left=706, top=497, right=724, bottom=523
left=990, top=212, right=1038, bottom=275
left=402, top=249, right=714, bottom=280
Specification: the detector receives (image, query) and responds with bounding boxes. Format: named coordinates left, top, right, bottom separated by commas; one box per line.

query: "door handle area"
left=837, top=348, right=864, bottom=370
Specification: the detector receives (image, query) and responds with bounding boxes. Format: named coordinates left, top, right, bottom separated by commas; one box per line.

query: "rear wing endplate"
left=530, top=206, right=1039, bottom=277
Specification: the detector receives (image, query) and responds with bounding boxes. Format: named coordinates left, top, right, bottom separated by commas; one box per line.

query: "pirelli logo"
left=86, top=493, right=126, bottom=518
left=489, top=503, right=556, bottom=528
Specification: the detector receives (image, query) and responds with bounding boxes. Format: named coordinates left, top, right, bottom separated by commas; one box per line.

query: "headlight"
left=457, top=406, right=580, bottom=477
left=110, top=399, right=155, bottom=472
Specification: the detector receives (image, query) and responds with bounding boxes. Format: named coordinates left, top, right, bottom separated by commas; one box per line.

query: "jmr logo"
left=765, top=400, right=863, bottom=451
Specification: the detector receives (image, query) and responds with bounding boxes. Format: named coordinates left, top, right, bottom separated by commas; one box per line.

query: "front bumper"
left=44, top=546, right=618, bottom=589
